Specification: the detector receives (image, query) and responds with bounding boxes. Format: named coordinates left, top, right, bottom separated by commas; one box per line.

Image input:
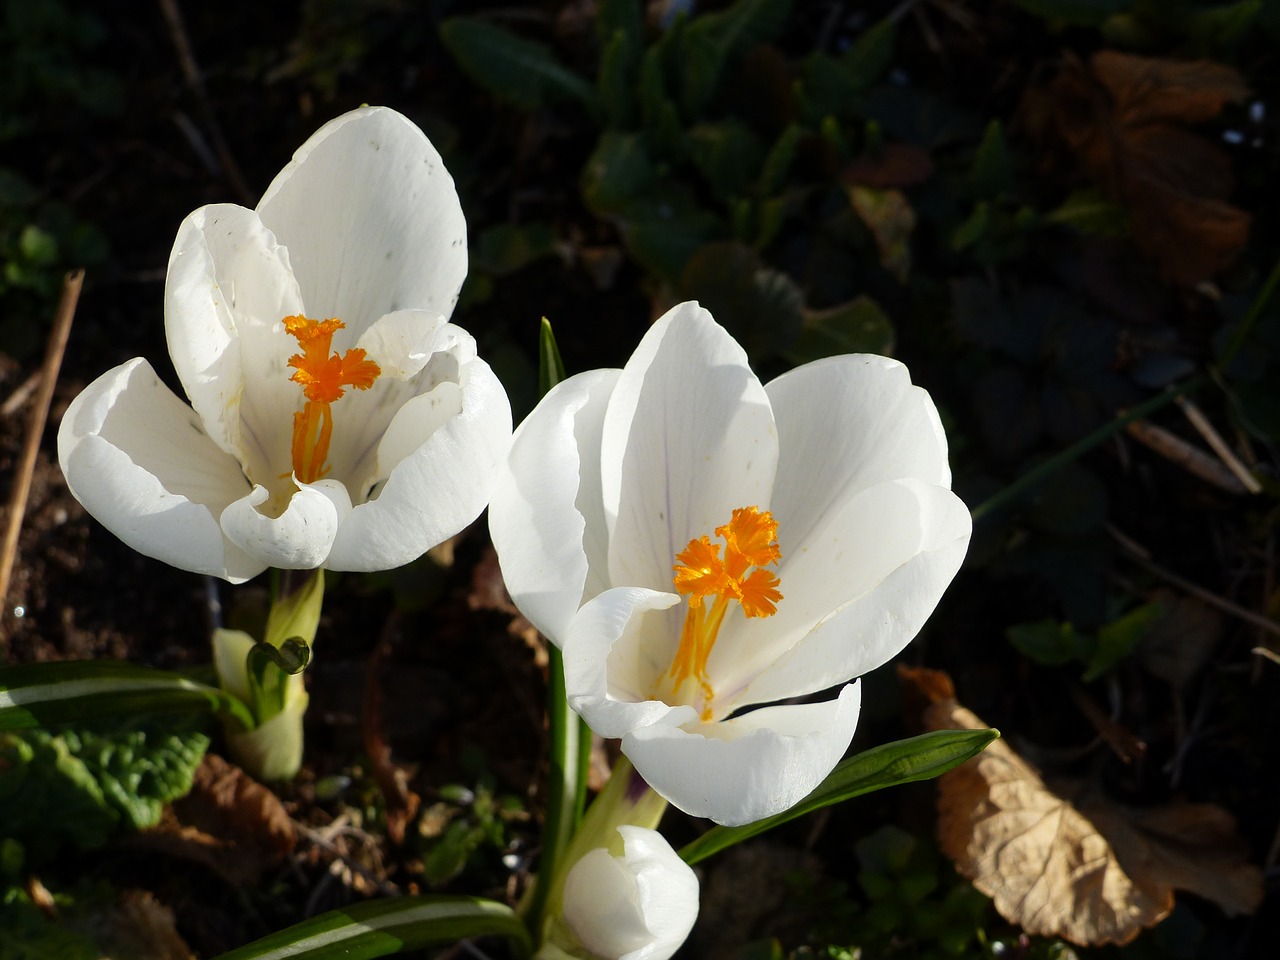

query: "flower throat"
left=284, top=315, right=380, bottom=483
left=665, top=506, right=782, bottom=719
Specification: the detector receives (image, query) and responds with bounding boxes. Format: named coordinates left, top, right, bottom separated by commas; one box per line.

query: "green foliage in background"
left=0, top=719, right=209, bottom=867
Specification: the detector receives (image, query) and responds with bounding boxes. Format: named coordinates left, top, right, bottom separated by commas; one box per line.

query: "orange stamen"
left=283, top=315, right=380, bottom=483
left=664, top=506, right=782, bottom=718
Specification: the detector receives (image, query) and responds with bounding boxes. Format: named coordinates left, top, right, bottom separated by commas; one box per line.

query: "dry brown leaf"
left=134, top=753, right=296, bottom=886
left=1025, top=50, right=1250, bottom=285
left=843, top=143, right=935, bottom=190
left=901, top=666, right=1263, bottom=946
left=70, top=890, right=195, bottom=960
left=848, top=185, right=915, bottom=282
left=1139, top=589, right=1222, bottom=689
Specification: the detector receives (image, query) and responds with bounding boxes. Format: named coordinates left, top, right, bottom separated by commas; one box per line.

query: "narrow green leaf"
left=0, top=661, right=254, bottom=732
left=842, top=15, right=897, bottom=89
left=212, top=896, right=530, bottom=960
left=440, top=18, right=597, bottom=113
left=538, top=318, right=568, bottom=396
left=680, top=0, right=792, bottom=115
left=678, top=728, right=997, bottom=865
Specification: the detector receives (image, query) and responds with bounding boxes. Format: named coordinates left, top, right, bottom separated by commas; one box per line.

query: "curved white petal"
left=488, top=368, right=621, bottom=644
left=256, top=106, right=467, bottom=339
left=735, top=484, right=971, bottom=707
left=711, top=479, right=970, bottom=704
left=330, top=318, right=471, bottom=501
left=765, top=355, right=951, bottom=553
left=324, top=357, right=512, bottom=570
left=166, top=203, right=304, bottom=483
left=622, top=683, right=862, bottom=826
left=601, top=302, right=778, bottom=592
left=563, top=826, right=699, bottom=960
left=220, top=479, right=352, bottom=570
left=562, top=587, right=697, bottom=739
left=56, top=358, right=264, bottom=582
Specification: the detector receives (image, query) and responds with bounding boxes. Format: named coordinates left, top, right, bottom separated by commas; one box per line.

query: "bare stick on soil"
left=0, top=269, right=84, bottom=627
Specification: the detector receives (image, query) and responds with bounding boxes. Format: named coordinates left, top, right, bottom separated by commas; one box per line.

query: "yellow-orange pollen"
left=283, top=315, right=380, bottom=483
left=665, top=506, right=782, bottom=719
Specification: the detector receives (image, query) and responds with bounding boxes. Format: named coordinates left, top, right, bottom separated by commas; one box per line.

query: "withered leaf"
left=848, top=185, right=915, bottom=282
left=70, top=890, right=195, bottom=960
left=133, top=753, right=296, bottom=887
left=1026, top=50, right=1250, bottom=285
left=902, top=666, right=1263, bottom=946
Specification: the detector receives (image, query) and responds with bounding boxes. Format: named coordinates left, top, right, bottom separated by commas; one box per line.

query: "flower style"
left=489, top=302, right=970, bottom=826
left=559, top=826, right=699, bottom=960
left=58, top=106, right=512, bottom=582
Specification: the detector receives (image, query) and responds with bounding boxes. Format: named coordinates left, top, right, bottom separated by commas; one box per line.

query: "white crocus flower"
left=560, top=826, right=698, bottom=960
left=57, top=106, right=511, bottom=583
left=490, top=302, right=970, bottom=826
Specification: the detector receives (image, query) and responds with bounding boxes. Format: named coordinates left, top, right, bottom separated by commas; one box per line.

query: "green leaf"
left=969, top=120, right=1012, bottom=198
left=0, top=730, right=116, bottom=860
left=17, top=224, right=57, bottom=265
left=1006, top=619, right=1089, bottom=667
left=0, top=886, right=99, bottom=960
left=538, top=318, right=567, bottom=395
left=758, top=124, right=801, bottom=196
left=211, top=896, right=531, bottom=960
left=0, top=660, right=255, bottom=732
left=1043, top=188, right=1127, bottom=237
left=677, top=241, right=804, bottom=357
left=1, top=721, right=208, bottom=863
left=679, top=0, right=793, bottom=116
left=474, top=222, right=555, bottom=276
left=687, top=119, right=766, bottom=201
left=1085, top=602, right=1163, bottom=681
left=439, top=18, right=597, bottom=113
left=678, top=728, right=998, bottom=865
left=787, top=295, right=896, bottom=364
left=581, top=131, right=656, bottom=214
left=596, top=0, right=644, bottom=126
left=842, top=15, right=896, bottom=89
left=614, top=183, right=720, bottom=282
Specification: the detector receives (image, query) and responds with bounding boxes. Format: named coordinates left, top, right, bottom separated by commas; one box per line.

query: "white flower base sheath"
left=59, top=107, right=511, bottom=582
left=491, top=303, right=971, bottom=826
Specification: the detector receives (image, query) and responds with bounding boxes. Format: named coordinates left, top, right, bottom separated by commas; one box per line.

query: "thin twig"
left=1125, top=417, right=1249, bottom=494
left=156, top=0, right=254, bottom=203
left=1175, top=395, right=1263, bottom=494
left=1107, top=524, right=1280, bottom=640
left=0, top=270, right=83, bottom=629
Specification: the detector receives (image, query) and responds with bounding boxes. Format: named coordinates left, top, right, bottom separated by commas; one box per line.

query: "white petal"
left=219, top=479, right=352, bottom=570
left=488, top=368, right=621, bottom=644
left=329, top=319, right=471, bottom=501
left=562, top=587, right=697, bottom=739
left=56, top=358, right=264, bottom=582
left=600, top=301, right=777, bottom=592
left=324, top=357, right=512, bottom=571
left=622, top=683, right=862, bottom=826
left=256, top=106, right=467, bottom=339
left=765, top=355, right=952, bottom=553
left=166, top=203, right=304, bottom=484
left=734, top=482, right=971, bottom=707
left=563, top=826, right=699, bottom=960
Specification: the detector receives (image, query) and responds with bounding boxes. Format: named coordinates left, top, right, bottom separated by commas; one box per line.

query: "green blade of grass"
left=0, top=660, right=254, bottom=731
left=678, top=728, right=997, bottom=865
left=212, top=896, right=530, bottom=960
